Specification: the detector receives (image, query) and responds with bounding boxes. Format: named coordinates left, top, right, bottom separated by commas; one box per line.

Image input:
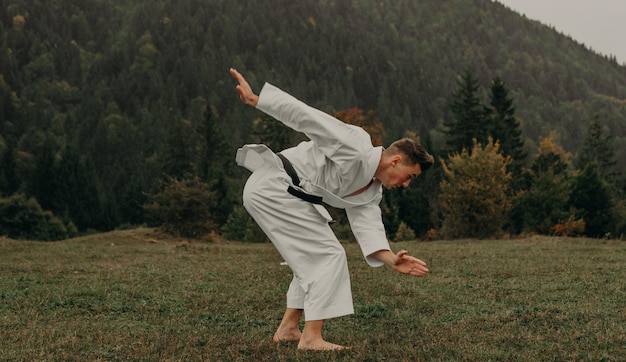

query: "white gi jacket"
left=236, top=83, right=391, bottom=267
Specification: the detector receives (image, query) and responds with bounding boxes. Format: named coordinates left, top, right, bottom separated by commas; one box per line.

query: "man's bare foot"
left=297, top=340, right=349, bottom=351
left=272, top=328, right=302, bottom=343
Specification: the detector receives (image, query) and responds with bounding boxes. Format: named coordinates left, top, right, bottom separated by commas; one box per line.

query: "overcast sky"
left=495, top=0, right=626, bottom=65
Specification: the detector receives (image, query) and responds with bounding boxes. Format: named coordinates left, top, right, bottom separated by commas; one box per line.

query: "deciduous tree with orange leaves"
left=333, top=108, right=385, bottom=147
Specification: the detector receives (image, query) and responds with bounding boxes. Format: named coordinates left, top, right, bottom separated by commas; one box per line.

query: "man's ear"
left=391, top=154, right=402, bottom=166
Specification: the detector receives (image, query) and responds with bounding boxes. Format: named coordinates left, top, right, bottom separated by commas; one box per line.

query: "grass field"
left=1, top=228, right=625, bottom=361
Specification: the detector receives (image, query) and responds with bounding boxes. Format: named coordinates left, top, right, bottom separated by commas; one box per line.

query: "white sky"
left=496, top=0, right=626, bottom=65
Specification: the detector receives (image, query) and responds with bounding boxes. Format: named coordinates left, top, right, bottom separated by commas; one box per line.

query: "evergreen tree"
left=221, top=205, right=267, bottom=243
left=56, top=144, right=105, bottom=231
left=195, top=105, right=239, bottom=227
left=486, top=77, right=526, bottom=175
left=398, top=168, right=438, bottom=238
left=29, top=135, right=60, bottom=213
left=512, top=136, right=573, bottom=234
left=164, top=118, right=193, bottom=179
left=251, top=114, right=302, bottom=152
left=576, top=118, right=618, bottom=182
left=445, top=68, right=488, bottom=155
left=397, top=132, right=440, bottom=237
left=197, top=106, right=229, bottom=182
left=0, top=74, right=18, bottom=138
left=381, top=190, right=401, bottom=240
left=568, top=164, right=615, bottom=238
left=0, top=143, right=21, bottom=196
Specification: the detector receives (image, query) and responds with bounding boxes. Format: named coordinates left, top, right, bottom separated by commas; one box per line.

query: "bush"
left=393, top=221, right=416, bottom=241
left=437, top=139, right=512, bottom=239
left=144, top=176, right=219, bottom=239
left=221, top=205, right=267, bottom=243
left=551, top=215, right=585, bottom=237
left=0, top=193, right=73, bottom=241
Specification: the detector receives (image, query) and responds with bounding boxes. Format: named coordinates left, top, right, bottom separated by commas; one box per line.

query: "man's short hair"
left=388, top=138, right=434, bottom=172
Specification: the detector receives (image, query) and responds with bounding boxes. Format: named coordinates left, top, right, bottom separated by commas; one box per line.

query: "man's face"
left=379, top=156, right=422, bottom=189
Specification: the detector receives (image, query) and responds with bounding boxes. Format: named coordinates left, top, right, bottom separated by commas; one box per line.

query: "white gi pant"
left=242, top=162, right=354, bottom=321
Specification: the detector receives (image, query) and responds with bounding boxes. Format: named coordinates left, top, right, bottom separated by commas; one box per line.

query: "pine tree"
left=0, top=143, right=20, bottom=196
left=29, top=135, right=59, bottom=213
left=251, top=114, right=302, bottom=152
left=576, top=118, right=618, bottom=182
left=568, top=164, right=615, bottom=238
left=197, top=106, right=228, bottom=182
left=512, top=136, right=573, bottom=234
left=164, top=118, right=193, bottom=179
left=486, top=77, right=526, bottom=175
left=196, top=105, right=240, bottom=227
left=445, top=68, right=488, bottom=155
left=397, top=132, right=440, bottom=237
left=381, top=190, right=401, bottom=240
left=56, top=143, right=105, bottom=231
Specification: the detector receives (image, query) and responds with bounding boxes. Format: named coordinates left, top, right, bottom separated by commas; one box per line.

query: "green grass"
left=1, top=229, right=625, bottom=361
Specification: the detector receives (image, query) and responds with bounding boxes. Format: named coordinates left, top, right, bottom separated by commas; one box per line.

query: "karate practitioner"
left=230, top=68, right=433, bottom=350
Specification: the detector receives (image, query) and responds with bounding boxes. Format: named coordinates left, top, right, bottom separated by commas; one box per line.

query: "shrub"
left=221, top=205, right=267, bottom=243
left=393, top=221, right=416, bottom=241
left=144, top=176, right=219, bottom=239
left=437, top=138, right=512, bottom=239
left=0, top=193, right=72, bottom=241
left=551, top=215, right=585, bottom=237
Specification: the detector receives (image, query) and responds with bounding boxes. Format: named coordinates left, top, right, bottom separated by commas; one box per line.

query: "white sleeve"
left=345, top=199, right=391, bottom=267
left=255, top=82, right=370, bottom=158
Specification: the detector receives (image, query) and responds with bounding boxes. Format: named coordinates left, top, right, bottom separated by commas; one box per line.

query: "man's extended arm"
left=230, top=68, right=369, bottom=158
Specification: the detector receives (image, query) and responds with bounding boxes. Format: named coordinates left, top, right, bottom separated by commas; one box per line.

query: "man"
left=230, top=68, right=433, bottom=350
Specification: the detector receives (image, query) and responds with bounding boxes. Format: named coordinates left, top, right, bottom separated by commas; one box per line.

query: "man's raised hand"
left=230, top=68, right=259, bottom=107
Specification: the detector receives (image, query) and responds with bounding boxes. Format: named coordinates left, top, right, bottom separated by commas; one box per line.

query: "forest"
left=1, top=0, right=625, bottom=241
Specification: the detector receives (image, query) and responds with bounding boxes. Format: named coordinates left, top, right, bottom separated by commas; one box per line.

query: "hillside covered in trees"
left=1, top=0, right=625, bottom=240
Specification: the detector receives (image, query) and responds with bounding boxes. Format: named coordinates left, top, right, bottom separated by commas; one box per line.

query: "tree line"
left=0, top=0, right=625, bottom=240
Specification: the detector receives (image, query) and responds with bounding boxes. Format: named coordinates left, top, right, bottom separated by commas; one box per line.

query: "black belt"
left=277, top=153, right=323, bottom=205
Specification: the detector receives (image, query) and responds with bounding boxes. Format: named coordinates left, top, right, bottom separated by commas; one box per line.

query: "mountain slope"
left=1, top=0, right=625, bottom=230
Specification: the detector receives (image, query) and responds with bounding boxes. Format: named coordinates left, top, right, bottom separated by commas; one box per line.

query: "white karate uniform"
left=237, top=83, right=391, bottom=321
